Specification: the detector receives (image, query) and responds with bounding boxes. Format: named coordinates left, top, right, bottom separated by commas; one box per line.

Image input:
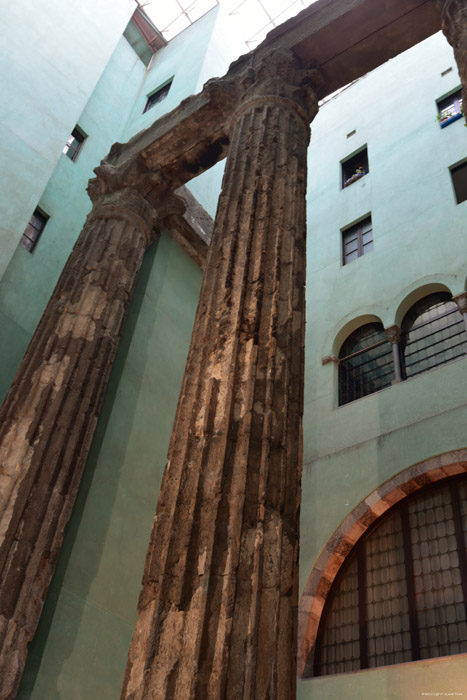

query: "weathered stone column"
left=438, top=0, right=467, bottom=108
left=453, top=291, right=467, bottom=333
left=122, top=50, right=319, bottom=700
left=0, top=186, right=170, bottom=698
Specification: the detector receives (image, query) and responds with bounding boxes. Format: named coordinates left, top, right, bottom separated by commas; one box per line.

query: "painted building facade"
left=0, top=0, right=466, bottom=698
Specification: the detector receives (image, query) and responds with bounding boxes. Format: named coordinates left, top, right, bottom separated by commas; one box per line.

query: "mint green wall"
left=0, top=0, right=136, bottom=280
left=122, top=6, right=245, bottom=217
left=0, top=35, right=147, bottom=402
left=298, top=31, right=467, bottom=698
left=298, top=653, right=467, bottom=700
left=18, top=232, right=202, bottom=699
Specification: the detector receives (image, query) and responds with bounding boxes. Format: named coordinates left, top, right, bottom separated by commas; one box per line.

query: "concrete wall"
left=298, top=31, right=467, bottom=699
left=0, top=0, right=136, bottom=280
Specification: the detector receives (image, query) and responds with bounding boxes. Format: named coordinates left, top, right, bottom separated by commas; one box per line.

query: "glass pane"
left=409, top=485, right=467, bottom=659
left=401, top=294, right=467, bottom=378
left=317, top=558, right=360, bottom=676
left=339, top=324, right=394, bottom=404
left=366, top=511, right=412, bottom=668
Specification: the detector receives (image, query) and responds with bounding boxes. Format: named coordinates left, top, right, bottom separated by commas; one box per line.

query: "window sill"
left=440, top=112, right=463, bottom=128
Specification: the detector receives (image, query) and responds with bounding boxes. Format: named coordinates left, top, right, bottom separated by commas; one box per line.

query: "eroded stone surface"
left=438, top=0, right=467, bottom=109
left=0, top=187, right=166, bottom=699
left=121, top=49, right=319, bottom=700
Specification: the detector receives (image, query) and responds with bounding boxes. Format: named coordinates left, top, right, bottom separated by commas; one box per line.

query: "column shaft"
left=122, top=54, right=318, bottom=700
left=0, top=189, right=159, bottom=698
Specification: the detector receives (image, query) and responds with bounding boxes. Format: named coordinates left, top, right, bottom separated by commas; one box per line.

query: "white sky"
left=139, top=0, right=319, bottom=48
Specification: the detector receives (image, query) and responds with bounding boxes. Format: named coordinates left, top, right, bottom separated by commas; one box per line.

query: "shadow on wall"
left=17, top=241, right=160, bottom=699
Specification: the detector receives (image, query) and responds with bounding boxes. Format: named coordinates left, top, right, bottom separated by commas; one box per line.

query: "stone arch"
left=298, top=449, right=467, bottom=677
left=394, top=281, right=453, bottom=328
left=331, top=313, right=384, bottom=356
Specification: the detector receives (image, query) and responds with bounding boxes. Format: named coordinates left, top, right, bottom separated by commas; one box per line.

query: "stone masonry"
left=0, top=187, right=176, bottom=699
left=120, top=49, right=320, bottom=700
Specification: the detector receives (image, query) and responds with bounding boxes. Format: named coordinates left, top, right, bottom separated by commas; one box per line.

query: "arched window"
left=400, top=292, right=467, bottom=379
left=311, top=475, right=467, bottom=677
left=338, top=323, right=394, bottom=405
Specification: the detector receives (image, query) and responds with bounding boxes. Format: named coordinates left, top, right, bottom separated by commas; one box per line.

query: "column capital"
left=437, top=0, right=467, bottom=46
left=86, top=182, right=186, bottom=247
left=385, top=325, right=402, bottom=344
left=453, top=291, right=467, bottom=314
left=207, top=48, right=322, bottom=135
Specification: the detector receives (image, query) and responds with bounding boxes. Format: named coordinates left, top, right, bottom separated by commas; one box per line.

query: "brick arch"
left=298, top=449, right=467, bottom=677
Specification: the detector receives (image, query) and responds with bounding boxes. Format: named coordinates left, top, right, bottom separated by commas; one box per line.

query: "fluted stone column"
left=0, top=186, right=172, bottom=699
left=121, top=50, right=320, bottom=700
left=438, top=0, right=467, bottom=108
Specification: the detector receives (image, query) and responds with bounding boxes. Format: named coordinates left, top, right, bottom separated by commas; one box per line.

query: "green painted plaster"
left=0, top=0, right=135, bottom=279
left=19, top=233, right=202, bottom=698
left=297, top=654, right=467, bottom=700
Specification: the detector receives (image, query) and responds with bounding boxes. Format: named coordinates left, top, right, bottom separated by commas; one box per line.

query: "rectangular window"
left=63, top=126, right=86, bottom=161
left=143, top=79, right=173, bottom=113
left=20, top=208, right=49, bottom=253
left=437, top=88, right=463, bottom=128
left=342, top=216, right=373, bottom=265
left=450, top=161, right=467, bottom=204
left=342, top=147, right=369, bottom=188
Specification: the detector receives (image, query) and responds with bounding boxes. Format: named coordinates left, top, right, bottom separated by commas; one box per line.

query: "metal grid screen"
left=312, top=476, right=467, bottom=677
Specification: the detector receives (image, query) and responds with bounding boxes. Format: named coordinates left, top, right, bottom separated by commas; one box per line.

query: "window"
left=143, top=79, right=173, bottom=113
left=437, top=88, right=463, bottom=128
left=450, top=161, right=467, bottom=204
left=338, top=323, right=394, bottom=405
left=342, top=216, right=373, bottom=265
left=342, top=147, right=369, bottom=188
left=63, top=126, right=86, bottom=161
left=20, top=208, right=49, bottom=253
left=400, top=292, right=467, bottom=378
left=312, top=475, right=467, bottom=677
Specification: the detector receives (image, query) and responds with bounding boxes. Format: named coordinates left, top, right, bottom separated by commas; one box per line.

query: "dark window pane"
left=311, top=476, right=467, bottom=678
left=451, top=162, right=467, bottom=204
left=437, top=89, right=463, bottom=127
left=401, top=293, right=467, bottom=378
left=339, top=323, right=394, bottom=405
left=20, top=209, right=48, bottom=253
left=342, top=147, right=369, bottom=188
left=342, top=216, right=373, bottom=265
left=143, top=80, right=172, bottom=113
left=63, top=126, right=86, bottom=162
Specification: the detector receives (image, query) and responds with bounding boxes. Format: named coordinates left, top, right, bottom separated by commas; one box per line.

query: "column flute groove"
left=122, top=49, right=320, bottom=700
left=0, top=185, right=179, bottom=699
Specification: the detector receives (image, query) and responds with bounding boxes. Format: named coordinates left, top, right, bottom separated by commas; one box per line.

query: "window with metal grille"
left=342, top=147, right=369, bottom=188
left=400, top=293, right=467, bottom=379
left=338, top=323, right=394, bottom=406
left=143, top=79, right=173, bottom=113
left=20, top=208, right=49, bottom=253
left=342, top=216, right=373, bottom=265
left=437, top=88, right=463, bottom=128
left=63, top=126, right=86, bottom=162
left=311, top=475, right=467, bottom=677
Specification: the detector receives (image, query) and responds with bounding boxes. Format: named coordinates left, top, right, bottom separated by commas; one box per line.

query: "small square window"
left=143, top=79, right=173, bottom=113
left=342, top=147, right=369, bottom=188
left=20, top=208, right=49, bottom=253
left=342, top=216, right=373, bottom=265
left=450, top=161, right=467, bottom=204
left=63, top=126, right=86, bottom=161
left=437, top=88, right=463, bottom=128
